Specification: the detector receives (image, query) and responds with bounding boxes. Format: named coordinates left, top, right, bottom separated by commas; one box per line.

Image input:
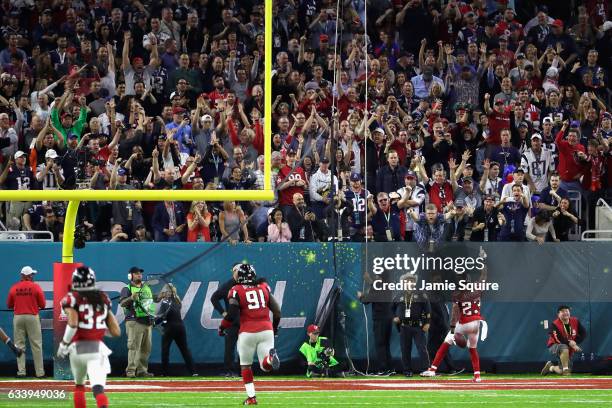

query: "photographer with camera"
left=119, top=267, right=155, bottom=378
left=35, top=149, right=64, bottom=190
left=299, top=324, right=343, bottom=378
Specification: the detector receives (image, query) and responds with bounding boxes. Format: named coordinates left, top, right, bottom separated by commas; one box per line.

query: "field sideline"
left=0, top=375, right=611, bottom=407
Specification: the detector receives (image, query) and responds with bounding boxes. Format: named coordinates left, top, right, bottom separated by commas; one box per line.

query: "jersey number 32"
left=78, top=304, right=108, bottom=330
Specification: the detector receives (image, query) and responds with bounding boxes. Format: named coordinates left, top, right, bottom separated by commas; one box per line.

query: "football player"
left=421, top=247, right=488, bottom=382
left=57, top=266, right=121, bottom=408
left=219, top=263, right=282, bottom=405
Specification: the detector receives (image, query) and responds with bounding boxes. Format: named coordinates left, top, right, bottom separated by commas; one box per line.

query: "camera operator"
left=299, top=325, right=344, bottom=378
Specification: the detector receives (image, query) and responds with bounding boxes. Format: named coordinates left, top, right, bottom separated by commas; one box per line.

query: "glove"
left=218, top=326, right=227, bottom=336
left=57, top=341, right=71, bottom=358
left=219, top=318, right=231, bottom=336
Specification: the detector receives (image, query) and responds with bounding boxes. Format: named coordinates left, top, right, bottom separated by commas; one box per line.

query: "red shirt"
left=228, top=282, right=273, bottom=333
left=428, top=182, right=454, bottom=213
left=186, top=212, right=212, bottom=242
left=452, top=291, right=482, bottom=324
left=486, top=111, right=510, bottom=145
left=276, top=165, right=307, bottom=206
left=555, top=130, right=586, bottom=182
left=61, top=291, right=111, bottom=343
left=7, top=280, right=45, bottom=315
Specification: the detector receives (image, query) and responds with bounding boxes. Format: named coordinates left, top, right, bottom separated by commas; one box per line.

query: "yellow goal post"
left=0, top=3, right=274, bottom=261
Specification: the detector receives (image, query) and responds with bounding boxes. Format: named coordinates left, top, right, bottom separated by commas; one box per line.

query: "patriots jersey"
left=228, top=282, right=273, bottom=333
left=61, top=291, right=111, bottom=342
left=344, top=188, right=370, bottom=229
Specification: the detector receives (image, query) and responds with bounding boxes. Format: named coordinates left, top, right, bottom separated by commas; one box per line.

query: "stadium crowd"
left=0, top=0, right=610, bottom=244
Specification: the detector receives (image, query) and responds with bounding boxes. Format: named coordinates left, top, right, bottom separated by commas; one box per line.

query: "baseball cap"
left=454, top=198, right=465, bottom=208
left=551, top=19, right=563, bottom=28
left=531, top=133, right=542, bottom=140
left=319, top=34, right=329, bottom=42
left=570, top=120, right=581, bottom=128
left=45, top=149, right=58, bottom=159
left=465, top=11, right=475, bottom=18
left=135, top=224, right=145, bottom=230
left=462, top=176, right=474, bottom=183
left=373, top=127, right=385, bottom=134
left=518, top=121, right=529, bottom=128
left=14, top=150, right=26, bottom=158
left=514, top=167, right=526, bottom=173
left=602, top=111, right=612, bottom=120
left=286, top=149, right=297, bottom=156
left=304, top=81, right=320, bottom=91
left=542, top=116, right=554, bottom=124
left=173, top=106, right=186, bottom=115
left=117, top=167, right=128, bottom=176
left=129, top=266, right=144, bottom=274
left=516, top=53, right=526, bottom=59
left=271, top=151, right=282, bottom=160
left=68, top=133, right=79, bottom=140
left=350, top=172, right=362, bottom=182
left=201, top=114, right=213, bottom=122
left=42, top=9, right=53, bottom=15
left=405, top=170, right=416, bottom=179
left=307, top=324, right=320, bottom=334
left=21, top=266, right=37, bottom=275
left=320, top=157, right=330, bottom=164
left=61, top=111, right=73, bottom=119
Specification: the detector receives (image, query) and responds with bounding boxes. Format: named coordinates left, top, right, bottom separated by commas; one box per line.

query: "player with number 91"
left=421, top=247, right=489, bottom=382
left=58, top=266, right=121, bottom=408
left=219, top=263, right=282, bottom=405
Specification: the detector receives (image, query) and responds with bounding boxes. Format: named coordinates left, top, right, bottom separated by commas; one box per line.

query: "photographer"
left=35, top=149, right=64, bottom=190
left=156, top=283, right=197, bottom=377
left=119, top=267, right=155, bottom=378
left=542, top=305, right=587, bottom=376
left=299, top=325, right=343, bottom=378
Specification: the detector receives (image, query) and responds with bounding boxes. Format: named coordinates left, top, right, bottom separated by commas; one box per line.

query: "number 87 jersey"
left=228, top=282, right=274, bottom=334
left=61, top=291, right=111, bottom=342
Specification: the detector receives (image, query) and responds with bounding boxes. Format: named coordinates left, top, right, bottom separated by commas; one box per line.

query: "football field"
left=1, top=375, right=611, bottom=407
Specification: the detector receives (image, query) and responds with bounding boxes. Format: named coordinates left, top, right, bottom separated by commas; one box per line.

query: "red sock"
left=261, top=355, right=273, bottom=372
left=241, top=368, right=254, bottom=384
left=469, top=348, right=480, bottom=374
left=95, top=393, right=109, bottom=408
left=74, top=385, right=86, bottom=408
left=431, top=342, right=450, bottom=370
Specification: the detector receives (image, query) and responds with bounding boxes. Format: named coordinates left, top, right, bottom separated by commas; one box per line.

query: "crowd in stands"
left=0, top=0, right=610, bottom=245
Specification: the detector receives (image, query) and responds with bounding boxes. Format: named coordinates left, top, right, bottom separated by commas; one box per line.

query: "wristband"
left=62, top=325, right=77, bottom=345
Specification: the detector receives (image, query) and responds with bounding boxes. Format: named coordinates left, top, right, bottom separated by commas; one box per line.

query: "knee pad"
left=92, top=384, right=105, bottom=397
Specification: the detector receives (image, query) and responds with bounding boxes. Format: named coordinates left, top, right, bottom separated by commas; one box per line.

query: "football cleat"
left=541, top=361, right=553, bottom=376
left=269, top=348, right=280, bottom=371
left=472, top=373, right=482, bottom=383
left=420, top=369, right=436, bottom=377
left=244, top=397, right=258, bottom=405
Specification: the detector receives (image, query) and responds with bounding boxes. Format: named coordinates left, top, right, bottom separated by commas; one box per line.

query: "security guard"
left=299, top=325, right=343, bottom=377
left=119, top=266, right=155, bottom=377
left=393, top=274, right=431, bottom=377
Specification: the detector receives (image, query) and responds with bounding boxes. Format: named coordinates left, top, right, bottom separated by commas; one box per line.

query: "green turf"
left=1, top=390, right=612, bottom=407
left=1, top=375, right=611, bottom=407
